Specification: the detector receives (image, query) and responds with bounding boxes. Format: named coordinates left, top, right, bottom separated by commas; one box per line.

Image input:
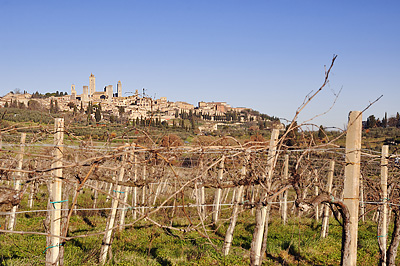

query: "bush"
left=161, top=134, right=183, bottom=148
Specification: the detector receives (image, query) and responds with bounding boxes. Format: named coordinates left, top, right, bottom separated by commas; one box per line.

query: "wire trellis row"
left=1, top=114, right=400, bottom=265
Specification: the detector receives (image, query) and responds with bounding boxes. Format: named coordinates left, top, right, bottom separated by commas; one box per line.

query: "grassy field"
left=0, top=187, right=391, bottom=266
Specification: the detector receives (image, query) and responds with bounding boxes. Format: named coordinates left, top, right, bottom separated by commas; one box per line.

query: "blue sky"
left=1, top=1, right=399, bottom=129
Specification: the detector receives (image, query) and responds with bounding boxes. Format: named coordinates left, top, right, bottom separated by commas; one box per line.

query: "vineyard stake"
left=343, top=111, right=362, bottom=266
left=281, top=154, right=289, bottom=225
left=251, top=128, right=279, bottom=265
left=212, top=155, right=225, bottom=224
left=8, top=133, right=26, bottom=230
left=99, top=154, right=126, bottom=264
left=321, top=160, right=334, bottom=238
left=223, top=152, right=247, bottom=255
left=46, top=118, right=64, bottom=266
left=314, top=169, right=319, bottom=221
left=378, top=145, right=389, bottom=266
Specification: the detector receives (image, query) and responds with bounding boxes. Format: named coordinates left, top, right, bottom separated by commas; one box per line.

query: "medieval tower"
left=82, top=86, right=89, bottom=102
left=71, top=84, right=76, bottom=100
left=117, top=80, right=122, bottom=97
left=89, top=73, right=96, bottom=97
left=105, top=85, right=113, bottom=102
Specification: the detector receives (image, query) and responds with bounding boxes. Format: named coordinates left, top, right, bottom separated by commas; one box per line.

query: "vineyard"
left=0, top=109, right=400, bottom=266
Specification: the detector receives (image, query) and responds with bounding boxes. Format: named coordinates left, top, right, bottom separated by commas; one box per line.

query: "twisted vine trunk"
left=386, top=209, right=400, bottom=266
left=296, top=193, right=351, bottom=266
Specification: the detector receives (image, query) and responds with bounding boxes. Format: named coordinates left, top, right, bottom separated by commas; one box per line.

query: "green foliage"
left=0, top=108, right=53, bottom=124
left=366, top=115, right=377, bottom=128
left=95, top=107, right=101, bottom=122
left=28, top=99, right=42, bottom=111
left=317, top=125, right=325, bottom=139
left=49, top=99, right=59, bottom=113
left=284, top=121, right=299, bottom=147
left=118, top=106, right=125, bottom=115
left=31, top=91, right=68, bottom=98
left=110, top=114, right=116, bottom=123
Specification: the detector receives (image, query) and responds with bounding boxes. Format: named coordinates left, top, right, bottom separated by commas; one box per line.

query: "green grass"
left=0, top=186, right=398, bottom=265
left=1, top=203, right=396, bottom=266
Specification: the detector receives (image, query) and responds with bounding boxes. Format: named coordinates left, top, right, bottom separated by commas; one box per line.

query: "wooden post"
left=223, top=152, right=247, bottom=255
left=314, top=169, right=319, bottom=222
left=231, top=188, right=236, bottom=204
left=92, top=181, right=99, bottom=209
left=99, top=155, right=126, bottom=265
left=223, top=185, right=244, bottom=255
left=149, top=167, right=155, bottom=206
left=281, top=154, right=289, bottom=225
left=360, top=175, right=365, bottom=223
left=343, top=111, right=362, bottom=266
left=28, top=181, right=37, bottom=209
left=321, top=160, right=335, bottom=238
left=378, top=145, right=389, bottom=266
left=141, top=164, right=146, bottom=213
left=195, top=181, right=201, bottom=219
left=153, top=167, right=163, bottom=206
left=132, top=151, right=138, bottom=219
left=251, top=129, right=279, bottom=265
left=223, top=187, right=230, bottom=204
left=251, top=186, right=256, bottom=216
left=118, top=184, right=128, bottom=232
left=8, top=133, right=26, bottom=230
left=199, top=155, right=206, bottom=220
left=212, top=156, right=225, bottom=224
left=194, top=159, right=203, bottom=217
left=106, top=179, right=113, bottom=202
left=46, top=118, right=64, bottom=266
left=28, top=161, right=38, bottom=209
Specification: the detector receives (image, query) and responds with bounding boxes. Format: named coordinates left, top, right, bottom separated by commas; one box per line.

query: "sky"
left=1, top=1, right=399, bottom=129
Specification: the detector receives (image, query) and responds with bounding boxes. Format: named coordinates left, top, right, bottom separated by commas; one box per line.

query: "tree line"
left=365, top=112, right=400, bottom=129
left=31, top=91, right=68, bottom=98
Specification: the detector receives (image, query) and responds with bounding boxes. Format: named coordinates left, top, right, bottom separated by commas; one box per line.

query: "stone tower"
left=71, top=84, right=76, bottom=100
left=89, top=73, right=95, bottom=97
left=82, top=86, right=89, bottom=102
left=105, top=85, right=113, bottom=103
left=117, top=80, right=122, bottom=97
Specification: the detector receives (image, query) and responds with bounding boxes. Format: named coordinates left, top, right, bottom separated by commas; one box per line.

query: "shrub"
left=161, top=134, right=183, bottom=148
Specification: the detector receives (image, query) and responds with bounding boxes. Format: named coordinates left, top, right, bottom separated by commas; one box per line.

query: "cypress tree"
left=50, top=99, right=54, bottom=113
left=317, top=125, right=325, bottom=139
left=95, top=107, right=101, bottom=122
left=383, top=112, right=388, bottom=128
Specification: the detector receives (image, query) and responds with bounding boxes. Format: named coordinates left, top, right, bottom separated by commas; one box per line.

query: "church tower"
left=89, top=73, right=96, bottom=97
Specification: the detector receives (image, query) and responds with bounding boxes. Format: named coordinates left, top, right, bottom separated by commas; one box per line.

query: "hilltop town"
left=0, top=74, right=280, bottom=132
